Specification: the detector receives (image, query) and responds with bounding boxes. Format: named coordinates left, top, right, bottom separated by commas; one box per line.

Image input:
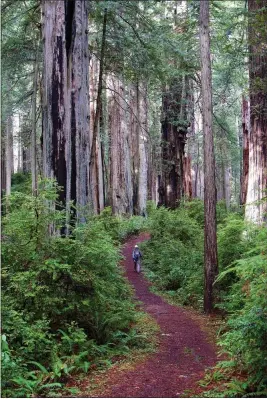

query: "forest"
left=1, top=0, right=267, bottom=397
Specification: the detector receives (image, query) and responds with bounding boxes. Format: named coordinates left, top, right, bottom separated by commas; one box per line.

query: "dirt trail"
left=91, top=234, right=218, bottom=398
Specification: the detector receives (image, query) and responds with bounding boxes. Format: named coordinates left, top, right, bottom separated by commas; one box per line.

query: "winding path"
left=90, top=234, right=217, bottom=398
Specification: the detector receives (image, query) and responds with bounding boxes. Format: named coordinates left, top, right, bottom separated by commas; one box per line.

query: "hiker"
left=132, top=244, right=142, bottom=272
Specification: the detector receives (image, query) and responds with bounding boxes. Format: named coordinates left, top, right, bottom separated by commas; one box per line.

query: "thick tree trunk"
left=42, top=0, right=69, bottom=207
left=245, top=0, right=267, bottom=223
left=161, top=75, right=189, bottom=208
left=199, top=0, right=218, bottom=314
left=109, top=77, right=133, bottom=215
left=240, top=97, right=249, bottom=205
left=5, top=115, right=12, bottom=196
left=31, top=47, right=39, bottom=195
left=42, top=0, right=90, bottom=226
left=90, top=8, right=107, bottom=214
left=69, top=0, right=90, bottom=222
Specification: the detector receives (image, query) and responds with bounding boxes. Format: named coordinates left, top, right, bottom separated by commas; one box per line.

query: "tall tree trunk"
left=17, top=114, right=22, bottom=173
left=31, top=46, right=39, bottom=195
left=5, top=115, right=12, bottom=196
left=42, top=0, right=90, bottom=226
left=42, top=0, right=69, bottom=208
left=245, top=0, right=267, bottom=223
left=10, top=119, right=14, bottom=176
left=100, top=74, right=108, bottom=207
left=240, top=97, right=249, bottom=205
left=109, top=77, right=132, bottom=215
left=69, top=0, right=90, bottom=223
left=131, top=83, right=140, bottom=214
left=199, top=0, right=218, bottom=314
left=161, top=75, right=189, bottom=208
left=138, top=84, right=148, bottom=216
left=90, top=8, right=107, bottom=214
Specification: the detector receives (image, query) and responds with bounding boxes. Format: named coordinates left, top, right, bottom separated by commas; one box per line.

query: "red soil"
left=96, top=233, right=218, bottom=398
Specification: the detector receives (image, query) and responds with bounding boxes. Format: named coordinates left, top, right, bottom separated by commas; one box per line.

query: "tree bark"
left=138, top=84, right=148, bottom=216
left=17, top=114, right=22, bottom=173
left=42, top=0, right=69, bottom=207
left=161, top=76, right=188, bottom=208
left=31, top=46, right=39, bottom=195
left=1, top=145, right=6, bottom=194
left=5, top=115, right=12, bottom=196
left=199, top=0, right=218, bottom=314
left=245, top=0, right=267, bottom=223
left=183, top=155, right=192, bottom=199
left=240, top=97, right=249, bottom=205
left=68, top=0, right=90, bottom=223
left=90, top=8, right=107, bottom=214
left=108, top=77, right=133, bottom=215
left=42, top=0, right=90, bottom=226
left=131, top=83, right=140, bottom=214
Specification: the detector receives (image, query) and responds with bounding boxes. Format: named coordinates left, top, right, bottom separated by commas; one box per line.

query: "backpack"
left=133, top=250, right=140, bottom=261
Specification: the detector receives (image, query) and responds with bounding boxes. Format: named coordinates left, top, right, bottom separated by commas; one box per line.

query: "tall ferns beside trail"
left=217, top=225, right=267, bottom=394
left=1, top=182, right=147, bottom=398
left=143, top=201, right=267, bottom=395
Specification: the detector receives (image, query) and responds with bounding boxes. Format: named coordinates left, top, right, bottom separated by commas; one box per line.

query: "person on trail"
left=132, top=244, right=142, bottom=272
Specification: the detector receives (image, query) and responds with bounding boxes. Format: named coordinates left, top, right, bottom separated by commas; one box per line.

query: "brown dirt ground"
left=70, top=233, right=219, bottom=398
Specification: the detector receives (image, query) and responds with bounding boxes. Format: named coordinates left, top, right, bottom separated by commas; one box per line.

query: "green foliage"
left=11, top=172, right=31, bottom=193
left=216, top=225, right=267, bottom=395
left=141, top=206, right=204, bottom=307
left=217, top=213, right=245, bottom=269
left=181, top=198, right=205, bottom=227
left=98, top=206, right=148, bottom=242
left=1, top=183, right=150, bottom=397
left=139, top=200, right=267, bottom=396
left=181, top=199, right=230, bottom=228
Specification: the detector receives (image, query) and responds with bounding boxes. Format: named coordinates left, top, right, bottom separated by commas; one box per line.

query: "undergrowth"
left=143, top=199, right=267, bottom=397
left=141, top=203, right=204, bottom=308
left=1, top=182, right=150, bottom=398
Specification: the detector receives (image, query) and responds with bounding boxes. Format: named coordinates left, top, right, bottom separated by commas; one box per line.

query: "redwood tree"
left=245, top=0, right=267, bottom=223
left=160, top=76, right=189, bottom=208
left=240, top=97, right=249, bottom=206
left=199, top=0, right=218, bottom=314
left=42, top=0, right=90, bottom=225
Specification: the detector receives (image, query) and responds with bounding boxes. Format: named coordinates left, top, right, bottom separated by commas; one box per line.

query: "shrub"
left=1, top=183, right=147, bottom=397
left=218, top=214, right=246, bottom=270
left=11, top=172, right=31, bottom=194
left=217, top=226, right=267, bottom=394
left=141, top=206, right=204, bottom=307
left=97, top=206, right=148, bottom=242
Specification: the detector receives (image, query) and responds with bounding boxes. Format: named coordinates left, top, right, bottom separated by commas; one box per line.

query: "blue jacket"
left=132, top=248, right=142, bottom=261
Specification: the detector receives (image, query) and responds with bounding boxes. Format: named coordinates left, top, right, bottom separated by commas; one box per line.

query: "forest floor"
left=68, top=233, right=219, bottom=398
